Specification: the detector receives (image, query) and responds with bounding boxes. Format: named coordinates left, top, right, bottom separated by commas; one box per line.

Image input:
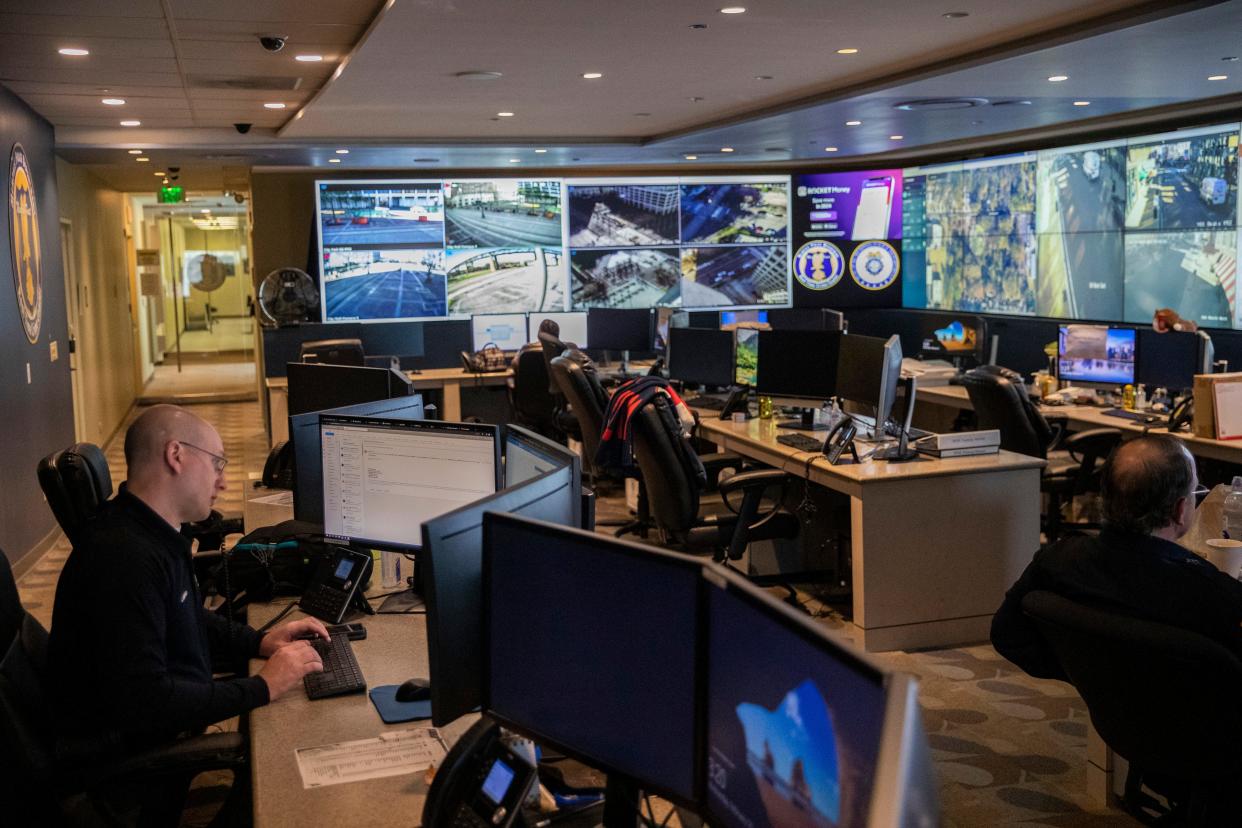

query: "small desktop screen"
left=720, top=310, right=769, bottom=330
left=1137, top=329, right=1200, bottom=391
left=922, top=319, right=979, bottom=356
left=472, top=313, right=529, bottom=352
left=483, top=513, right=701, bottom=804
left=755, top=330, right=842, bottom=403
left=735, top=328, right=759, bottom=387
left=1058, top=325, right=1136, bottom=385
left=504, top=424, right=580, bottom=489
left=703, top=574, right=889, bottom=828
left=286, top=362, right=408, bottom=416
left=319, top=416, right=499, bottom=551
left=587, top=308, right=653, bottom=352
left=836, top=333, right=888, bottom=408
left=668, top=327, right=735, bottom=388
left=533, top=311, right=588, bottom=349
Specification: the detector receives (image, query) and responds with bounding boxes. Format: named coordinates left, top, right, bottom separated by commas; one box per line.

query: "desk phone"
left=298, top=546, right=373, bottom=624
left=423, top=718, right=537, bottom=828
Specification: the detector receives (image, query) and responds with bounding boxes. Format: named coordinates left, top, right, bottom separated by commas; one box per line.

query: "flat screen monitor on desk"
left=482, top=513, right=702, bottom=805
left=837, top=333, right=903, bottom=439
left=720, top=310, right=769, bottom=329
left=919, top=316, right=987, bottom=366
left=669, top=327, right=735, bottom=389
left=504, top=424, right=581, bottom=491
left=735, top=328, right=759, bottom=387
left=286, top=362, right=412, bottom=416
left=289, top=395, right=426, bottom=524
left=767, top=307, right=844, bottom=331
left=756, top=330, right=842, bottom=426
left=319, top=415, right=500, bottom=552
left=533, top=311, right=588, bottom=349
left=421, top=463, right=580, bottom=727
left=587, top=308, right=653, bottom=353
left=1137, top=329, right=1200, bottom=392
left=472, top=313, right=529, bottom=352
left=1058, top=325, right=1136, bottom=385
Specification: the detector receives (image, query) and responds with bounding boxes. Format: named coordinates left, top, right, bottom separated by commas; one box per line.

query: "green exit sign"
left=158, top=185, right=185, bottom=203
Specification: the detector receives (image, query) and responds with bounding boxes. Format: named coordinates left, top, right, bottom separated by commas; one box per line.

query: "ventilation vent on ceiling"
left=893, top=97, right=988, bottom=111
left=187, top=75, right=303, bottom=91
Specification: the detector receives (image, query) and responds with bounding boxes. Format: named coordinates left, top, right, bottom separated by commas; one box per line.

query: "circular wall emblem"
left=9, top=143, right=42, bottom=344
left=792, top=240, right=845, bottom=291
left=849, top=240, right=900, bottom=291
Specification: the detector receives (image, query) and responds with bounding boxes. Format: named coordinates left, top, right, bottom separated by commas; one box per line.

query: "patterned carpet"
left=16, top=403, right=1142, bottom=825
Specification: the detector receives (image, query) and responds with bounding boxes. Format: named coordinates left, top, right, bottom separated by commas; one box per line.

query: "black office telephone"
left=297, top=546, right=374, bottom=624
left=261, top=440, right=295, bottom=489
left=718, top=386, right=751, bottom=419
left=1168, top=395, right=1194, bottom=433
left=422, top=716, right=538, bottom=828
left=822, top=417, right=859, bottom=465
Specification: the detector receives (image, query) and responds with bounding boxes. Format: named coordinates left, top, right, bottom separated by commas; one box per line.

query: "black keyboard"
left=1102, top=408, right=1162, bottom=425
left=690, top=396, right=728, bottom=410
left=303, top=635, right=367, bottom=700
left=777, top=433, right=824, bottom=453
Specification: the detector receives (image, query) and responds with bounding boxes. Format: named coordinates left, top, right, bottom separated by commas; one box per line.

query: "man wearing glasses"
left=991, top=434, right=1242, bottom=680
left=49, top=404, right=329, bottom=825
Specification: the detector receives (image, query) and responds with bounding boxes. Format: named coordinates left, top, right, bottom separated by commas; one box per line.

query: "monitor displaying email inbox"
left=320, top=415, right=500, bottom=551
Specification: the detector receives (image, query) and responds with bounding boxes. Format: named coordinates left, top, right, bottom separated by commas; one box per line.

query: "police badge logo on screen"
left=792, top=241, right=845, bottom=291
left=849, top=241, right=899, bottom=291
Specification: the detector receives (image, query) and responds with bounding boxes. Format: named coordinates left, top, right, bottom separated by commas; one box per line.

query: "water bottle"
left=1222, top=477, right=1242, bottom=539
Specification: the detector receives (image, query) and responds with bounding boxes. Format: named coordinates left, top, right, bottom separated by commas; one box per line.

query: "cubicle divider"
left=261, top=319, right=474, bottom=377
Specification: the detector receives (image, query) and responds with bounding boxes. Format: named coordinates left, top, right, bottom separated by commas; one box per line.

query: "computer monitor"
left=421, top=466, right=580, bottom=727
left=767, top=307, right=844, bottom=332
left=720, top=310, right=769, bottom=330
left=735, top=328, right=759, bottom=387
left=1058, top=325, right=1136, bottom=385
left=755, top=330, right=842, bottom=407
left=587, top=308, right=653, bottom=353
left=299, top=338, right=365, bottom=366
left=472, top=313, right=529, bottom=352
left=482, top=513, right=702, bottom=805
left=836, top=333, right=903, bottom=438
left=289, top=395, right=425, bottom=523
left=669, top=327, right=735, bottom=389
left=533, top=311, right=588, bottom=348
left=919, top=316, right=985, bottom=363
left=1137, top=329, right=1200, bottom=392
left=654, top=308, right=690, bottom=353
left=286, top=362, right=412, bottom=416
left=702, top=568, right=936, bottom=828
left=504, top=424, right=581, bottom=492
left=319, top=415, right=500, bottom=552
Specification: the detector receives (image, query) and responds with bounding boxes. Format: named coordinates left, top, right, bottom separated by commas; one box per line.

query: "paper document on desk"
left=295, top=727, right=448, bottom=789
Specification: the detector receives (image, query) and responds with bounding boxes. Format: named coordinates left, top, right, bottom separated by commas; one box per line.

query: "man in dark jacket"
left=991, top=434, right=1242, bottom=680
left=49, top=404, right=329, bottom=825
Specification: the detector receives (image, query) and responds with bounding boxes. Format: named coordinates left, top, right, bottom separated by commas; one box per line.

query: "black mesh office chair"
left=1022, top=590, right=1242, bottom=824
left=508, top=348, right=561, bottom=440
left=0, top=551, right=247, bottom=826
left=539, top=331, right=582, bottom=440
left=960, top=366, right=1121, bottom=541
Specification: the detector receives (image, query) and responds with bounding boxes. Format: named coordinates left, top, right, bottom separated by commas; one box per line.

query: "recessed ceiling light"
left=720, top=147, right=734, bottom=152
left=335, top=148, right=349, bottom=154
left=1223, top=56, right=1239, bottom=62
left=201, top=209, right=211, bottom=214
left=127, top=149, right=143, bottom=154
left=413, top=158, right=440, bottom=163
left=845, top=120, right=862, bottom=126
left=263, top=102, right=287, bottom=109
left=509, top=158, right=521, bottom=163
left=1208, top=74, right=1228, bottom=81
left=689, top=23, right=708, bottom=29
left=135, top=157, right=149, bottom=162
left=497, top=111, right=515, bottom=117
left=154, top=172, right=164, bottom=177
left=534, top=149, right=548, bottom=153
left=454, top=71, right=503, bottom=80
left=942, top=11, right=969, bottom=18
left=328, top=158, right=341, bottom=163
left=689, top=96, right=704, bottom=102
left=719, top=7, right=746, bottom=13
left=634, top=112, right=651, bottom=116
left=889, top=135, right=903, bottom=140
left=824, top=146, right=839, bottom=152
left=754, top=75, right=773, bottom=80
left=120, top=120, right=141, bottom=127
left=58, top=47, right=89, bottom=56
left=295, top=54, right=324, bottom=62
left=684, top=155, right=698, bottom=160
left=1073, top=100, right=1091, bottom=106
left=582, top=72, right=603, bottom=79
left=836, top=48, right=858, bottom=55
left=101, top=98, right=125, bottom=106
left=1048, top=75, right=1069, bottom=82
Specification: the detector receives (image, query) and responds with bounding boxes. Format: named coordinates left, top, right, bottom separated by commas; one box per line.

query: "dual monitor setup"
left=1056, top=323, right=1213, bottom=392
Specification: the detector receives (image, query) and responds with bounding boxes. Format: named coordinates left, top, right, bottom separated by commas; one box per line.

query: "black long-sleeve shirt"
left=49, top=485, right=269, bottom=755
left=991, top=527, right=1242, bottom=681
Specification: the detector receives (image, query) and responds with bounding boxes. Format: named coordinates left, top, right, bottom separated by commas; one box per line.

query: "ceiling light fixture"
left=684, top=155, right=698, bottom=160
left=1048, top=75, right=1069, bottom=82
left=154, top=172, right=164, bottom=177
left=328, top=158, right=341, bottom=163
left=824, top=146, right=839, bottom=152
left=720, top=147, right=734, bottom=152
left=1073, top=100, right=1091, bottom=106
left=634, top=112, right=651, bottom=116
left=127, top=149, right=143, bottom=154
left=689, top=96, right=704, bottom=102
left=836, top=48, right=858, bottom=55
left=59, top=47, right=90, bottom=56
left=201, top=209, right=211, bottom=214
left=101, top=98, right=125, bottom=106
left=454, top=70, right=503, bottom=80
left=1208, top=74, right=1228, bottom=81
left=295, top=54, right=324, bottom=62
left=535, top=149, right=548, bottom=153
left=497, top=111, right=515, bottom=117
left=582, top=72, right=603, bottom=79
left=845, top=120, right=861, bottom=126
left=263, top=102, right=287, bottom=109
left=942, top=11, right=969, bottom=18
left=135, top=157, right=149, bottom=162
left=509, top=158, right=521, bottom=163
left=889, top=135, right=903, bottom=140
left=120, top=120, right=141, bottom=127
left=689, top=23, right=708, bottom=29
left=719, top=7, right=746, bottom=13
left=754, top=75, right=773, bottom=80
left=1223, top=56, right=1239, bottom=62
left=335, top=148, right=349, bottom=154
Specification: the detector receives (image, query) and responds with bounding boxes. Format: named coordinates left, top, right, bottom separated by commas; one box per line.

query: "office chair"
left=1022, top=590, right=1242, bottom=825
left=0, top=551, right=247, bottom=826
left=960, top=366, right=1121, bottom=541
left=508, top=347, right=563, bottom=441
left=298, top=337, right=365, bottom=366
left=539, top=331, right=582, bottom=440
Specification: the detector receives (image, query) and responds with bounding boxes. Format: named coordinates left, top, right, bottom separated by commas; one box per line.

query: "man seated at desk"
left=991, top=434, right=1242, bottom=679
left=48, top=404, right=330, bottom=825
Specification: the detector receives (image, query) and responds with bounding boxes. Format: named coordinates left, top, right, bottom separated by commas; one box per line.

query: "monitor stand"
left=776, top=408, right=828, bottom=431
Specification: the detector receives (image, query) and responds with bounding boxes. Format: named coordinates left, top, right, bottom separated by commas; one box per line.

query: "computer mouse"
left=394, top=677, right=432, bottom=703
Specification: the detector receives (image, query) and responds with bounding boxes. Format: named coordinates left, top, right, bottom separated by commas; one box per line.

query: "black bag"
left=460, top=343, right=508, bottom=373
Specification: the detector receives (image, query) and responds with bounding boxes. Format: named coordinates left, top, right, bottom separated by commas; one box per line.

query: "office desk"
left=693, top=414, right=1045, bottom=652
left=917, top=384, right=1242, bottom=464
left=247, top=602, right=473, bottom=827
left=265, top=367, right=514, bottom=444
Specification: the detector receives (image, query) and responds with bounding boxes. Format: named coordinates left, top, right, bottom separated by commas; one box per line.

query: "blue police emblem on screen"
left=849, top=240, right=899, bottom=291
left=8, top=143, right=42, bottom=344
left=792, top=241, right=845, bottom=291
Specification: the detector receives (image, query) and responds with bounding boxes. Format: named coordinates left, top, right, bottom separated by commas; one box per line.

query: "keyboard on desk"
left=1102, top=408, right=1163, bottom=425
left=303, top=635, right=367, bottom=700
left=777, top=433, right=825, bottom=453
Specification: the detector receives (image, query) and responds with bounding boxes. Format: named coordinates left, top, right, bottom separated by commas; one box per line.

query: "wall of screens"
left=315, top=176, right=792, bottom=324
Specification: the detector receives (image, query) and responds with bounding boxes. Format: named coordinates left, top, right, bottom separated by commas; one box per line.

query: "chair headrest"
left=36, top=443, right=113, bottom=543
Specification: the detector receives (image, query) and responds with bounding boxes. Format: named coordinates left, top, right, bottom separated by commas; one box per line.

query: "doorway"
left=59, top=219, right=87, bottom=439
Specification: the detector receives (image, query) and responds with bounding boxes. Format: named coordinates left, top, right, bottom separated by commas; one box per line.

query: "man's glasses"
left=180, top=440, right=228, bottom=474
left=1193, top=484, right=1211, bottom=504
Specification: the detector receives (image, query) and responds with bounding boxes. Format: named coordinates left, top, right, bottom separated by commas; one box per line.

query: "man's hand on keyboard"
left=258, top=639, right=324, bottom=700
left=259, top=617, right=331, bottom=657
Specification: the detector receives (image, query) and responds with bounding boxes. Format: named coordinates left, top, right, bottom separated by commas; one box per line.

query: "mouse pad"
left=369, top=685, right=432, bottom=724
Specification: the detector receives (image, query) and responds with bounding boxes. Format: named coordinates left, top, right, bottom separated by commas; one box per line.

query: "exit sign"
left=158, top=185, right=185, bottom=203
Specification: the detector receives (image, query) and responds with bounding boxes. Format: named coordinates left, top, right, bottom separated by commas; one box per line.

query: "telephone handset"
left=1168, top=396, right=1194, bottom=433
left=422, top=716, right=537, bottom=828
left=822, top=417, right=859, bottom=465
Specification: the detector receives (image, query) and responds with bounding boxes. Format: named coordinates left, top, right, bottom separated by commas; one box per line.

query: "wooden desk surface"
left=248, top=603, right=474, bottom=828
left=265, top=366, right=513, bottom=390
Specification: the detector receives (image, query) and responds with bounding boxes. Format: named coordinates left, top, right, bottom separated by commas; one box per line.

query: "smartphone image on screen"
left=851, top=176, right=894, bottom=241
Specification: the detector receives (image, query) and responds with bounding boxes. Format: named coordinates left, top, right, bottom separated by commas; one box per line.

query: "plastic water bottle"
left=1222, top=477, right=1242, bottom=539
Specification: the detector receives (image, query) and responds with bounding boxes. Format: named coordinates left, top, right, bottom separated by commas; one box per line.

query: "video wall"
left=315, top=176, right=791, bottom=323
left=902, top=122, right=1241, bottom=328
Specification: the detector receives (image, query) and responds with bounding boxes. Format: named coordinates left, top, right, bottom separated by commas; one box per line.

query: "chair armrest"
left=1043, top=415, right=1068, bottom=451
left=1064, top=427, right=1122, bottom=462
left=718, top=469, right=789, bottom=498
left=88, top=732, right=246, bottom=786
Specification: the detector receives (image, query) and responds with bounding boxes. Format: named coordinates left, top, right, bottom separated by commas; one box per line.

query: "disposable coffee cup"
left=1204, top=538, right=1242, bottom=579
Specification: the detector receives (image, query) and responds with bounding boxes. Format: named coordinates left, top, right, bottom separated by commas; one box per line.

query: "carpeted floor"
left=15, top=401, right=1142, bottom=826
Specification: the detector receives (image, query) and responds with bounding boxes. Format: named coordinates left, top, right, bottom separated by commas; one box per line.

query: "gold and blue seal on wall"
left=9, top=142, right=42, bottom=344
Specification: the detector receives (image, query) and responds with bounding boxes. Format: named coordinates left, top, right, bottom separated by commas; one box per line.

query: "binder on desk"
left=1193, top=372, right=1242, bottom=439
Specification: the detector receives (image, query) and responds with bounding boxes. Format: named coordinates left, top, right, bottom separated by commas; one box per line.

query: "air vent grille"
left=186, top=75, right=303, bottom=91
